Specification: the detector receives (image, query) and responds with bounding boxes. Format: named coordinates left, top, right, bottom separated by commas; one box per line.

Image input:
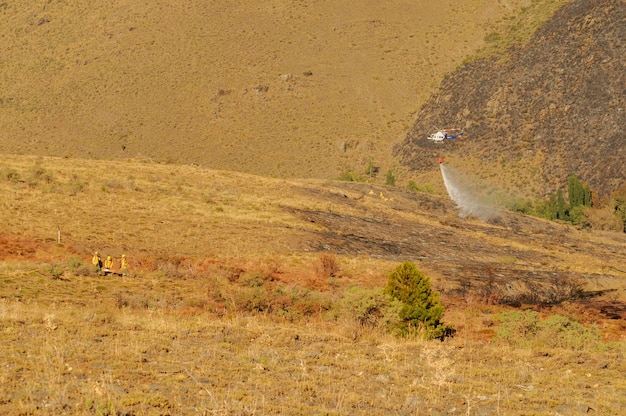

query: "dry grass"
left=2, top=153, right=625, bottom=288
left=1, top=2, right=623, bottom=413
left=1, top=154, right=326, bottom=259
left=0, top=0, right=536, bottom=183
left=0, top=267, right=624, bottom=415
left=1, top=154, right=625, bottom=414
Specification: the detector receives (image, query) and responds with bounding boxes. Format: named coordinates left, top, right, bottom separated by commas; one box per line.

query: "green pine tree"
left=583, top=183, right=592, bottom=207
left=385, top=262, right=451, bottom=339
left=568, top=173, right=592, bottom=208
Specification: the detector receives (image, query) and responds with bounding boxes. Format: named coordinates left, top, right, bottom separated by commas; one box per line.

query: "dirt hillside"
left=0, top=0, right=530, bottom=179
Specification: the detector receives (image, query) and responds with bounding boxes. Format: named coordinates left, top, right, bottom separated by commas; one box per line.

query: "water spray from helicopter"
left=438, top=158, right=501, bottom=222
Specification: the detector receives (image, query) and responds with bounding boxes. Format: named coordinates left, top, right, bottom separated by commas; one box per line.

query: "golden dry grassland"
left=1, top=0, right=537, bottom=181
left=1, top=281, right=625, bottom=415
left=1, top=154, right=625, bottom=415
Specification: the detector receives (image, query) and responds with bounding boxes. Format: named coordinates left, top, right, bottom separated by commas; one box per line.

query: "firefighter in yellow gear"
left=92, top=251, right=102, bottom=273
left=104, top=255, right=113, bottom=270
left=120, top=254, right=128, bottom=275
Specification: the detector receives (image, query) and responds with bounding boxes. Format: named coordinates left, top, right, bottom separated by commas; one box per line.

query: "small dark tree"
left=385, top=262, right=451, bottom=339
left=365, top=158, right=378, bottom=178
left=385, top=169, right=396, bottom=186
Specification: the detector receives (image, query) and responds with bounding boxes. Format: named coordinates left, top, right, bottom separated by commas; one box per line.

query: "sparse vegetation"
left=471, top=0, right=573, bottom=62
left=497, top=310, right=601, bottom=350
left=385, top=169, right=395, bottom=186
left=365, top=158, right=379, bottom=178
left=1, top=0, right=532, bottom=183
left=1, top=254, right=623, bottom=414
left=337, top=169, right=365, bottom=182
left=0, top=155, right=624, bottom=414
left=0, top=0, right=624, bottom=411
left=27, top=166, right=54, bottom=187
left=517, top=173, right=626, bottom=232
left=68, top=175, right=87, bottom=196
left=3, top=168, right=21, bottom=183
left=407, top=180, right=434, bottom=194
left=468, top=267, right=585, bottom=307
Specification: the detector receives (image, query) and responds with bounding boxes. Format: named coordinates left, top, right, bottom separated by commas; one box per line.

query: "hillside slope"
left=2, top=154, right=625, bottom=302
left=396, top=0, right=625, bottom=198
left=2, top=155, right=626, bottom=415
left=0, top=0, right=529, bottom=179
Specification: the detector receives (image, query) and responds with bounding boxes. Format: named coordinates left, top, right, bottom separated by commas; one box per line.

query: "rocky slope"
left=396, top=0, right=625, bottom=198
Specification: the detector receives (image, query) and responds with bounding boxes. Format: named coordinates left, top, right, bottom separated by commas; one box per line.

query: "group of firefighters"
left=92, top=251, right=128, bottom=276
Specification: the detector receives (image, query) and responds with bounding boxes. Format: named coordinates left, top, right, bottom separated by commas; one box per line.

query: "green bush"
left=496, top=310, right=539, bottom=348
left=506, top=198, right=533, bottom=214
left=337, top=170, right=364, bottom=182
left=535, top=174, right=594, bottom=225
left=340, top=286, right=401, bottom=328
left=611, top=184, right=626, bottom=232
left=67, top=256, right=93, bottom=277
left=407, top=180, right=434, bottom=194
left=42, top=264, right=64, bottom=280
left=568, top=205, right=590, bottom=228
left=496, top=310, right=600, bottom=350
left=385, top=262, right=451, bottom=339
left=536, top=315, right=599, bottom=350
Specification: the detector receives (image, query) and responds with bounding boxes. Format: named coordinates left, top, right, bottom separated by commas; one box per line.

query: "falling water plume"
left=440, top=163, right=501, bottom=222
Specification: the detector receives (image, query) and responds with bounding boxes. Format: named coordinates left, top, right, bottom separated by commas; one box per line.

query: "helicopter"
left=427, top=128, right=464, bottom=143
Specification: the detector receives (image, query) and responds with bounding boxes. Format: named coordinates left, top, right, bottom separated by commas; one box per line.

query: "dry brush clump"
left=90, top=255, right=449, bottom=340
left=339, top=286, right=402, bottom=331
left=466, top=267, right=586, bottom=307
left=201, top=260, right=456, bottom=341
left=316, top=252, right=341, bottom=279
left=214, top=264, right=336, bottom=321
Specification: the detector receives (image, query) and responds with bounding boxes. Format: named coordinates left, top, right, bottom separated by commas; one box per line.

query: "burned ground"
left=288, top=183, right=626, bottom=319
